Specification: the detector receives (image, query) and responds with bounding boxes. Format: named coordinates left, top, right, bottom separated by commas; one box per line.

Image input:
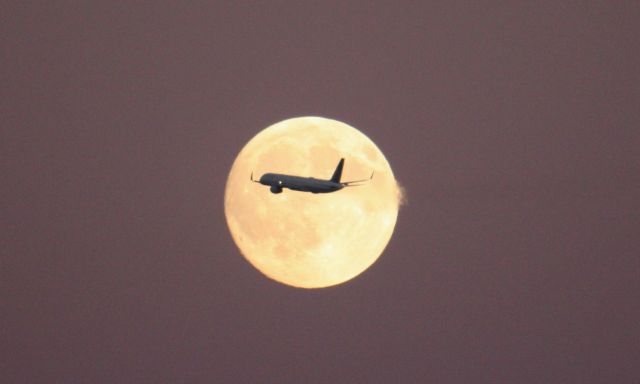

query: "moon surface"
left=224, top=117, right=400, bottom=288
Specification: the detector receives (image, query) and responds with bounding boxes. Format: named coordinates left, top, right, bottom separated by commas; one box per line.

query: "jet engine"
left=270, top=185, right=283, bottom=194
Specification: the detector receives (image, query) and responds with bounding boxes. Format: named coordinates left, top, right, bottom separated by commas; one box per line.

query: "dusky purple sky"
left=2, top=2, right=639, bottom=383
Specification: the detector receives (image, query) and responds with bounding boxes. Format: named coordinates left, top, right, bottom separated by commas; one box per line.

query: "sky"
left=2, top=2, right=639, bottom=383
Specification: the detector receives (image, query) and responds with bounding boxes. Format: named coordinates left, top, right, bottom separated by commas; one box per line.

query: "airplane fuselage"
left=259, top=173, right=344, bottom=194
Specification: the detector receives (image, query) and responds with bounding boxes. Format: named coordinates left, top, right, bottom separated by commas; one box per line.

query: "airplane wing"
left=341, top=171, right=374, bottom=186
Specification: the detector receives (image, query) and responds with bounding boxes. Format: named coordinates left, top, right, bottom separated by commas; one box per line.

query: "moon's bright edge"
left=224, top=116, right=401, bottom=288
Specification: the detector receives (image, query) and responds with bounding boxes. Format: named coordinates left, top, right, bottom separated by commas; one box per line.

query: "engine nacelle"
left=270, top=185, right=283, bottom=194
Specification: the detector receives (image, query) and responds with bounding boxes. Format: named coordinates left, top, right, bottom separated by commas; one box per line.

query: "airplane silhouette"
left=251, top=158, right=373, bottom=194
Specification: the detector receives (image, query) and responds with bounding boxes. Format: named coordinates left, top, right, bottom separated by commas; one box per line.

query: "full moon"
left=224, top=117, right=400, bottom=288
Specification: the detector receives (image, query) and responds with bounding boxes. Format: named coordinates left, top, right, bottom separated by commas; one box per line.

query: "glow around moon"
left=224, top=117, right=401, bottom=288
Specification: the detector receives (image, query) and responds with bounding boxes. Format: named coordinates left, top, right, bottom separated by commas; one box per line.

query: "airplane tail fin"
left=330, top=158, right=344, bottom=183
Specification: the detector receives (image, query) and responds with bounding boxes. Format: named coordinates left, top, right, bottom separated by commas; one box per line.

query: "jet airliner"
left=251, top=158, right=373, bottom=194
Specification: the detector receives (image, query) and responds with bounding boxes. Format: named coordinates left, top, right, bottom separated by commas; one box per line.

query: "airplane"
left=250, top=158, right=373, bottom=194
